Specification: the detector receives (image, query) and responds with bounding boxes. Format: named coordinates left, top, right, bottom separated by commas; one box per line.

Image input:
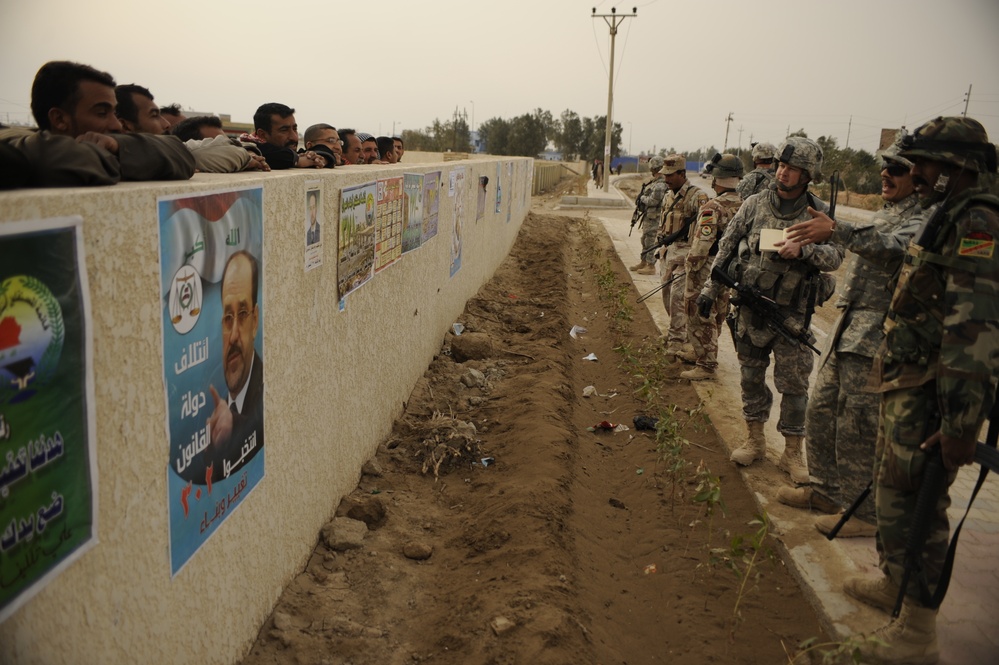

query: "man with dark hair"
left=338, top=128, right=363, bottom=165
left=168, top=114, right=269, bottom=173
left=357, top=132, right=380, bottom=164
left=160, top=103, right=186, bottom=129
left=172, top=115, right=226, bottom=142
left=376, top=136, right=397, bottom=164
left=393, top=135, right=404, bottom=162
left=0, top=60, right=194, bottom=186
left=302, top=123, right=339, bottom=168
left=249, top=102, right=325, bottom=170
left=116, top=84, right=171, bottom=135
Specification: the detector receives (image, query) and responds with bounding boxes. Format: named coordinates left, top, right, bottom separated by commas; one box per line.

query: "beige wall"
left=0, top=157, right=530, bottom=664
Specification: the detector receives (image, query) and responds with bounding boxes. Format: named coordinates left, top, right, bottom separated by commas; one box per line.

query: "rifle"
left=710, top=266, right=821, bottom=355
left=828, top=170, right=840, bottom=220
left=637, top=272, right=685, bottom=303
left=630, top=181, right=650, bottom=236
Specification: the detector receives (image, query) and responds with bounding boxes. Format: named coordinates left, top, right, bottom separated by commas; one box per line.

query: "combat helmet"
left=899, top=116, right=997, bottom=174
left=704, top=152, right=744, bottom=179
left=776, top=137, right=823, bottom=182
left=751, top=142, right=776, bottom=163
left=649, top=155, right=664, bottom=172
left=877, top=130, right=914, bottom=170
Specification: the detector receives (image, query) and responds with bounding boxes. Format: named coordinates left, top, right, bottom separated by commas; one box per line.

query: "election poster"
left=450, top=167, right=466, bottom=278
left=0, top=216, right=97, bottom=622
left=338, top=182, right=377, bottom=299
left=495, top=162, right=502, bottom=214
left=375, top=176, right=403, bottom=272
left=422, top=171, right=441, bottom=244
left=304, top=181, right=323, bottom=272
left=402, top=173, right=424, bottom=255
left=158, top=187, right=265, bottom=576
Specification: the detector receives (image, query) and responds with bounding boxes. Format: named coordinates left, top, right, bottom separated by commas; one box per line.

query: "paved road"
left=574, top=174, right=998, bottom=664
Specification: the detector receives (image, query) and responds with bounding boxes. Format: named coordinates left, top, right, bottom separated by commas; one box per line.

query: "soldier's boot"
left=629, top=260, right=647, bottom=271
left=636, top=262, right=657, bottom=275
left=776, top=486, right=840, bottom=514
left=778, top=435, right=809, bottom=484
left=856, top=601, right=939, bottom=665
left=663, top=340, right=685, bottom=358
left=680, top=365, right=715, bottom=381
left=730, top=421, right=767, bottom=466
left=843, top=574, right=900, bottom=613
left=675, top=344, right=698, bottom=364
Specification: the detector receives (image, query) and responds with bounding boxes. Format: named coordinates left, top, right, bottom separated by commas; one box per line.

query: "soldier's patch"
left=700, top=224, right=714, bottom=237
left=958, top=231, right=994, bottom=258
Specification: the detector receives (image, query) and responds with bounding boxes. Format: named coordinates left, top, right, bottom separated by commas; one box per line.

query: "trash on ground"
left=589, top=421, right=616, bottom=431
left=582, top=353, right=598, bottom=361
left=633, top=415, right=658, bottom=431
left=582, top=385, right=597, bottom=397
left=613, top=424, right=629, bottom=433
left=635, top=467, right=644, bottom=475
left=644, top=564, right=657, bottom=575
left=452, top=323, right=464, bottom=336
left=569, top=325, right=588, bottom=339
left=479, top=457, right=495, bottom=467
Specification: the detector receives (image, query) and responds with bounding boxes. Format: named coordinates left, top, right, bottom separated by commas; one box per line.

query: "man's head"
left=704, top=152, right=743, bottom=192
left=648, top=155, right=664, bottom=177
left=339, top=129, right=362, bottom=165
left=660, top=154, right=687, bottom=191
left=358, top=132, right=378, bottom=164
left=304, top=123, right=341, bottom=163
left=899, top=116, right=997, bottom=204
left=377, top=136, right=397, bottom=163
left=877, top=138, right=915, bottom=204
left=160, top=103, right=186, bottom=128
left=393, top=136, right=404, bottom=161
left=751, top=142, right=776, bottom=169
left=172, top=115, right=225, bottom=142
left=31, top=60, right=123, bottom=136
left=253, top=103, right=298, bottom=149
left=115, top=84, right=170, bottom=135
left=307, top=190, right=318, bottom=223
left=775, top=137, right=822, bottom=196
left=220, top=251, right=259, bottom=396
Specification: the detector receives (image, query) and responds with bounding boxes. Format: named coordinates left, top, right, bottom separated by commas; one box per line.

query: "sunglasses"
left=882, top=163, right=909, bottom=177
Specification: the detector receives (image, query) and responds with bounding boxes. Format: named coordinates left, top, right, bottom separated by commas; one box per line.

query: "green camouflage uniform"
left=660, top=180, right=709, bottom=345
left=805, top=193, right=922, bottom=522
left=684, top=190, right=742, bottom=370
left=703, top=187, right=843, bottom=435
left=639, top=177, right=668, bottom=265
left=736, top=167, right=775, bottom=199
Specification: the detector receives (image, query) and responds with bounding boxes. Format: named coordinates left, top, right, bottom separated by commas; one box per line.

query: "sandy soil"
left=237, top=185, right=828, bottom=665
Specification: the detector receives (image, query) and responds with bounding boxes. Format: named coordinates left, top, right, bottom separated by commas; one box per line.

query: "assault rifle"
left=630, top=181, right=649, bottom=236
left=710, top=266, right=821, bottom=355
left=637, top=271, right=685, bottom=303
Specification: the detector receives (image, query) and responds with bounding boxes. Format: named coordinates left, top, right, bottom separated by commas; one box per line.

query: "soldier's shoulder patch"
left=700, top=223, right=714, bottom=237
left=700, top=208, right=715, bottom=220
left=958, top=231, right=994, bottom=258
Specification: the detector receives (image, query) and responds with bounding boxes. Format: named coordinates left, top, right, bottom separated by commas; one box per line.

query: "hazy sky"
left=2, top=0, right=997, bottom=156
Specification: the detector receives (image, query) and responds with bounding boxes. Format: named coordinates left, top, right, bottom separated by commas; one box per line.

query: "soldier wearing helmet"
left=631, top=155, right=668, bottom=275
left=841, top=117, right=999, bottom=665
left=774, top=133, right=923, bottom=541
left=697, top=136, right=844, bottom=482
left=736, top=141, right=777, bottom=199
left=679, top=153, right=744, bottom=380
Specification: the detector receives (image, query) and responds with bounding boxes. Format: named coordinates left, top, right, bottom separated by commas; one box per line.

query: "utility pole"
left=845, top=115, right=852, bottom=149
left=723, top=112, right=733, bottom=151
left=592, top=6, right=637, bottom=192
left=737, top=125, right=744, bottom=154
left=963, top=84, right=972, bottom=117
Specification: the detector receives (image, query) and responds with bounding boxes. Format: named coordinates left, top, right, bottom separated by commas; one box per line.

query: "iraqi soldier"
left=775, top=138, right=924, bottom=533
left=681, top=153, right=743, bottom=380
left=657, top=153, right=709, bottom=356
left=631, top=155, right=667, bottom=275
left=697, top=137, right=844, bottom=480
left=845, top=117, right=999, bottom=664
left=736, top=141, right=776, bottom=199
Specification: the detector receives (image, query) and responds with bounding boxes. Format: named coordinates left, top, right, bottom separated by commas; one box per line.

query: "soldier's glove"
left=696, top=294, right=713, bottom=319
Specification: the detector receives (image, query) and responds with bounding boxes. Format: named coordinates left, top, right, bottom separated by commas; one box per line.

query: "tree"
left=478, top=117, right=511, bottom=155
left=555, top=109, right=584, bottom=161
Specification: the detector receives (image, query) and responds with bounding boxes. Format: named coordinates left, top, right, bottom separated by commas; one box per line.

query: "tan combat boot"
left=730, top=421, right=766, bottom=466
left=815, top=513, right=876, bottom=538
left=629, top=260, right=647, bottom=271
left=680, top=366, right=715, bottom=381
left=636, top=263, right=657, bottom=275
left=844, top=574, right=900, bottom=613
left=776, top=486, right=840, bottom=514
left=778, top=435, right=809, bottom=484
left=856, top=600, right=939, bottom=664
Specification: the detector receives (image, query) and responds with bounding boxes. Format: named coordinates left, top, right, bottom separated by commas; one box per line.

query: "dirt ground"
left=238, top=182, right=829, bottom=665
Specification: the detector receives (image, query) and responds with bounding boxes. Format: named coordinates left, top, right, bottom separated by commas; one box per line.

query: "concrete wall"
left=0, top=156, right=531, bottom=664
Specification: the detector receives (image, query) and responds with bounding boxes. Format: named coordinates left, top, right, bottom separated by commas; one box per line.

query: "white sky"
left=1, top=0, right=997, bottom=156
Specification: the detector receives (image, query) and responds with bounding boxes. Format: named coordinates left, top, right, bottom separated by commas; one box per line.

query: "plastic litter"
left=582, top=385, right=597, bottom=397
left=588, top=421, right=616, bottom=432
left=480, top=457, right=495, bottom=467
left=582, top=353, right=598, bottom=362
left=452, top=323, right=464, bottom=336
left=569, top=325, right=588, bottom=339
left=613, top=424, right=630, bottom=433
left=633, top=415, right=658, bottom=431
left=644, top=564, right=657, bottom=575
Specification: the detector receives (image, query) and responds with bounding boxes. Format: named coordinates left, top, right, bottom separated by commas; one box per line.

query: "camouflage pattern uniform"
left=871, top=117, right=999, bottom=606
left=684, top=158, right=743, bottom=371
left=638, top=171, right=668, bottom=265
left=736, top=167, right=775, bottom=200
left=659, top=155, right=709, bottom=347
left=702, top=139, right=843, bottom=436
left=805, top=192, right=922, bottom=522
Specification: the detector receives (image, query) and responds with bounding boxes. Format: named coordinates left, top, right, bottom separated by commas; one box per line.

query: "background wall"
left=0, top=156, right=531, bottom=664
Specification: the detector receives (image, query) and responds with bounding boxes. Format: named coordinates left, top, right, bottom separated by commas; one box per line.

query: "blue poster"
left=158, top=188, right=265, bottom=576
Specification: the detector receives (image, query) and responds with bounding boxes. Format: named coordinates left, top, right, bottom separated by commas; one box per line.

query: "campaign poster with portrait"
left=422, top=171, right=441, bottom=244
left=375, top=176, right=403, bottom=273
left=337, top=182, right=377, bottom=299
left=0, top=217, right=96, bottom=623
left=506, top=162, right=513, bottom=223
left=450, top=167, right=466, bottom=278
left=304, top=181, right=323, bottom=272
left=495, top=162, right=503, bottom=214
left=158, top=187, right=265, bottom=576
left=402, top=173, right=424, bottom=255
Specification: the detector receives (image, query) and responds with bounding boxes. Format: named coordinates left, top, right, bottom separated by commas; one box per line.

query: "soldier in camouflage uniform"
left=657, top=154, right=709, bottom=355
left=842, top=117, right=999, bottom=665
left=630, top=155, right=667, bottom=275
left=698, top=137, right=843, bottom=480
left=736, top=141, right=776, bottom=199
left=681, top=154, right=743, bottom=380
left=775, top=138, right=923, bottom=533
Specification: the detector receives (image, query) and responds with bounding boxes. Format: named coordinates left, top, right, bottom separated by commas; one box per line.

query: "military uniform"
left=659, top=171, right=709, bottom=348
left=736, top=167, right=774, bottom=199
left=804, top=192, right=922, bottom=522
left=638, top=176, right=668, bottom=266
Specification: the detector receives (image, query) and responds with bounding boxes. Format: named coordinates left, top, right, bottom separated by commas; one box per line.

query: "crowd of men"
left=630, top=121, right=997, bottom=665
left=0, top=60, right=407, bottom=188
